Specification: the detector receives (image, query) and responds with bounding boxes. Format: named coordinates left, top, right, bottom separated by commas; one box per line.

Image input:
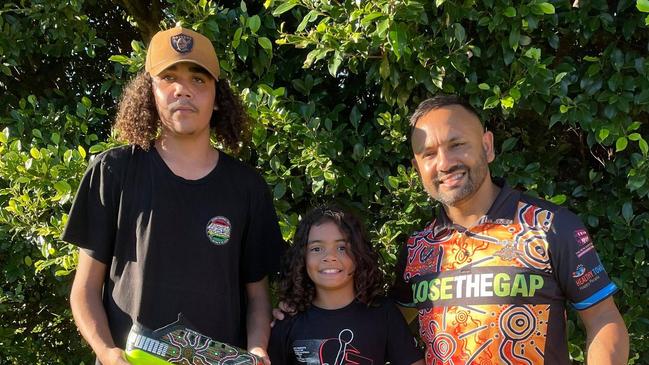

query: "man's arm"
left=578, top=296, right=629, bottom=365
left=246, top=277, right=272, bottom=365
left=70, top=249, right=129, bottom=365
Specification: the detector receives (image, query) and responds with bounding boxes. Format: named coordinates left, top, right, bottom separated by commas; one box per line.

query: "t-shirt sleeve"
left=389, top=237, right=415, bottom=307
left=549, top=208, right=618, bottom=310
left=384, top=299, right=423, bottom=365
left=241, top=175, right=286, bottom=283
left=268, top=318, right=291, bottom=365
left=61, top=151, right=121, bottom=264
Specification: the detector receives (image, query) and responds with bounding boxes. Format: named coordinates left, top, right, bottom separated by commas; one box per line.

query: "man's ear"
left=482, top=131, right=495, bottom=163
left=411, top=157, right=420, bottom=175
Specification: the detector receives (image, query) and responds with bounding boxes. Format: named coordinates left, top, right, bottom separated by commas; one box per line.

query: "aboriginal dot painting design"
left=405, top=202, right=557, bottom=364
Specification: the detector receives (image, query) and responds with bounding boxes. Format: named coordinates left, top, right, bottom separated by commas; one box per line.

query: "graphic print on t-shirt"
left=205, top=216, right=231, bottom=245
left=291, top=329, right=373, bottom=365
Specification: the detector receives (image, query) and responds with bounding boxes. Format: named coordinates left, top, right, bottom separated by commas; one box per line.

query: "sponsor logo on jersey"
left=573, top=263, right=605, bottom=290
left=411, top=272, right=545, bottom=305
left=574, top=229, right=595, bottom=258
left=206, top=216, right=231, bottom=245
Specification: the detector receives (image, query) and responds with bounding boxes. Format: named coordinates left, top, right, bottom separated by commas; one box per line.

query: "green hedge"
left=1, top=1, right=648, bottom=363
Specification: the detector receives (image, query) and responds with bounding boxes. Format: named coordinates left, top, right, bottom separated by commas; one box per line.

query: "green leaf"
left=388, top=26, right=406, bottom=59
left=248, top=15, right=261, bottom=33
left=78, top=145, right=87, bottom=159
left=240, top=0, right=247, bottom=13
left=53, top=181, right=72, bottom=195
left=509, top=28, right=520, bottom=50
left=484, top=95, right=500, bottom=109
left=622, top=202, right=634, bottom=223
left=548, top=194, right=567, bottom=205
left=30, top=147, right=42, bottom=159
left=454, top=23, right=466, bottom=44
left=273, top=182, right=286, bottom=199
left=478, top=83, right=490, bottom=90
left=524, top=47, right=541, bottom=60
left=272, top=0, right=298, bottom=16
left=501, top=96, right=515, bottom=109
left=639, top=138, right=649, bottom=156
left=637, top=0, right=649, bottom=12
left=598, top=128, right=610, bottom=141
left=258, top=37, right=273, bottom=51
left=629, top=133, right=641, bottom=141
left=297, top=10, right=318, bottom=32
left=379, top=55, right=390, bottom=79
left=538, top=2, right=555, bottom=14
left=108, top=55, right=130, bottom=64
left=388, top=176, right=400, bottom=189
left=501, top=137, right=518, bottom=152
left=0, top=127, right=7, bottom=143
left=51, top=132, right=60, bottom=145
left=24, top=256, right=33, bottom=267
left=232, top=27, right=243, bottom=48
left=503, top=7, right=516, bottom=17
left=616, top=136, right=628, bottom=152
left=328, top=51, right=343, bottom=76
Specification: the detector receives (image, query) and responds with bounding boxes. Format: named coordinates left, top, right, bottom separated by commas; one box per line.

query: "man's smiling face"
left=411, top=104, right=494, bottom=207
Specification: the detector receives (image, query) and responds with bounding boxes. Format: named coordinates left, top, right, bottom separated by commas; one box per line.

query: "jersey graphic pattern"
left=405, top=202, right=555, bottom=364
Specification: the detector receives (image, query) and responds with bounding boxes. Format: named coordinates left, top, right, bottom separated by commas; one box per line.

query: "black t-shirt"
left=269, top=298, right=423, bottom=365
left=62, top=146, right=284, bottom=354
left=391, top=183, right=617, bottom=364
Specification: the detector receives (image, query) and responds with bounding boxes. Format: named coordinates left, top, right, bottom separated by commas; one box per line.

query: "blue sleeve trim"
left=572, top=282, right=618, bottom=310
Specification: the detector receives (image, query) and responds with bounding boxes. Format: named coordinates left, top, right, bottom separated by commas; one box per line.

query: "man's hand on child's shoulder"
left=271, top=301, right=296, bottom=327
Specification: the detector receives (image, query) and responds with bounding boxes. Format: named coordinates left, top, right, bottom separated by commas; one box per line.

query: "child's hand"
left=270, top=301, right=296, bottom=327
left=249, top=346, right=270, bottom=365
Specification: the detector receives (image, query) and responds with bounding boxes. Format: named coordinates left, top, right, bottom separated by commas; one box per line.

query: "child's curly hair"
left=278, top=205, right=384, bottom=312
left=113, top=71, right=249, bottom=152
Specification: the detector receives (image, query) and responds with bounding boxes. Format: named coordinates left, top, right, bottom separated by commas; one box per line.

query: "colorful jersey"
left=392, top=183, right=617, bottom=365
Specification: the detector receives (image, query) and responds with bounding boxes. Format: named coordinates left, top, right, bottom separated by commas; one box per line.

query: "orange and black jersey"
left=392, top=182, right=617, bottom=365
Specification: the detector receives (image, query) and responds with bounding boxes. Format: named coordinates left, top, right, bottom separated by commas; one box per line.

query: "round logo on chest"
left=206, top=216, right=231, bottom=245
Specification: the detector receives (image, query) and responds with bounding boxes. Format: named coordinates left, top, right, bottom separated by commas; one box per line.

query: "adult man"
left=391, top=95, right=629, bottom=364
left=65, top=26, right=284, bottom=365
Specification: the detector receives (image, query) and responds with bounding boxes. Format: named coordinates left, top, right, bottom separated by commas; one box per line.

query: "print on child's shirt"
left=291, top=328, right=373, bottom=365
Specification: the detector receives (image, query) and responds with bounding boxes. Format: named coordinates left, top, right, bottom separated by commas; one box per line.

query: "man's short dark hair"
left=409, top=95, right=481, bottom=136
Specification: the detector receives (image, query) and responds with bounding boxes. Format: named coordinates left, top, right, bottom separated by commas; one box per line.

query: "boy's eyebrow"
left=189, top=65, right=212, bottom=76
left=307, top=239, right=347, bottom=244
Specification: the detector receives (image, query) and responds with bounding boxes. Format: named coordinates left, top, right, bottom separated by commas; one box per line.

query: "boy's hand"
left=249, top=346, right=271, bottom=365
left=100, top=347, right=130, bottom=365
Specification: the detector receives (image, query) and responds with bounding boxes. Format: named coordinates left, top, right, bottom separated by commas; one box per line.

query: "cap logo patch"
left=171, top=34, right=193, bottom=53
left=206, top=216, right=231, bottom=245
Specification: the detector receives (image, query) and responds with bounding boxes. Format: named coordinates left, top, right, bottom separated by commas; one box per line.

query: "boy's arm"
left=70, top=249, right=129, bottom=365
left=246, top=277, right=272, bottom=365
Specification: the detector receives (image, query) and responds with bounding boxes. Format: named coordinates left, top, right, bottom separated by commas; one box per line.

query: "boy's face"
left=151, top=62, right=216, bottom=139
left=306, top=221, right=356, bottom=296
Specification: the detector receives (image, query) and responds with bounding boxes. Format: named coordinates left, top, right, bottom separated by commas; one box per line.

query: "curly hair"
left=114, top=71, right=250, bottom=152
left=278, top=205, right=384, bottom=312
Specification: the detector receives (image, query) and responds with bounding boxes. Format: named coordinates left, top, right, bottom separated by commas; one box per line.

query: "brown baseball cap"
left=145, top=26, right=220, bottom=79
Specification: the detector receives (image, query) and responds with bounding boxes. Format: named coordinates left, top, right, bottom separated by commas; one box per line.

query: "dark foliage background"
left=1, top=0, right=648, bottom=363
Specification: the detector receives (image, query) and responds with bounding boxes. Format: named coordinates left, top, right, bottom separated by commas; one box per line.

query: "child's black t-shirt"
left=269, top=298, right=423, bottom=365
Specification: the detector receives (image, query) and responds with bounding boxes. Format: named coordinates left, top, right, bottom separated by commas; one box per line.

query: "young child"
left=269, top=205, right=424, bottom=365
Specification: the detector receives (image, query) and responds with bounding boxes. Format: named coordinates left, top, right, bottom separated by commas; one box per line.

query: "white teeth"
left=321, top=269, right=341, bottom=274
